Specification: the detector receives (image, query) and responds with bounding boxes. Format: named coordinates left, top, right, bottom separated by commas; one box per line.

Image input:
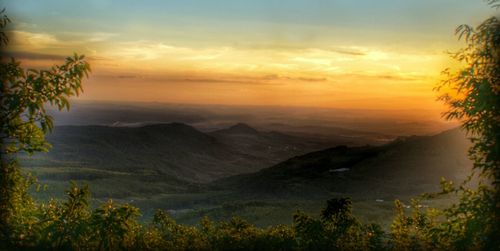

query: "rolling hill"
left=210, top=123, right=341, bottom=164
left=23, top=123, right=257, bottom=183
left=20, top=122, right=346, bottom=197
left=214, top=128, right=473, bottom=200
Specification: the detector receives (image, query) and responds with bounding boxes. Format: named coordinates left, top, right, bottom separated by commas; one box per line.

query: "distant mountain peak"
left=225, top=123, right=259, bottom=134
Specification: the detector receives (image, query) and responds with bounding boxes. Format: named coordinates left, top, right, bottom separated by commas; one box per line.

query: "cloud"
left=339, top=72, right=427, bottom=82
left=330, top=47, right=367, bottom=56
left=3, top=51, right=67, bottom=60
left=88, top=32, right=118, bottom=42
left=109, top=40, right=228, bottom=61
left=376, top=74, right=423, bottom=81
left=5, top=29, right=443, bottom=90
left=259, top=74, right=327, bottom=82
left=90, top=40, right=442, bottom=89
left=6, top=30, right=117, bottom=60
left=297, top=77, right=327, bottom=82
left=94, top=71, right=328, bottom=86
left=364, top=50, right=390, bottom=61
left=59, top=31, right=119, bottom=42
left=116, top=75, right=138, bottom=79
left=9, top=30, right=59, bottom=49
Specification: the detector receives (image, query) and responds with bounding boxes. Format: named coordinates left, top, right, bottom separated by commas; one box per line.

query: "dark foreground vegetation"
left=1, top=1, right=499, bottom=250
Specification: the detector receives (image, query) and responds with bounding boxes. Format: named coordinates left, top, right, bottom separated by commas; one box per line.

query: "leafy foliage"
left=0, top=9, right=90, bottom=248
left=0, top=54, right=90, bottom=154
left=1, top=1, right=499, bottom=250
left=3, top=184, right=388, bottom=250
left=432, top=0, right=500, bottom=249
left=382, top=1, right=500, bottom=250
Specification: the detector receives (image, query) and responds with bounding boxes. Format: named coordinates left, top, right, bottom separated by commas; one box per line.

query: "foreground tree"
left=439, top=1, right=499, bottom=249
left=0, top=9, right=91, bottom=248
left=401, top=1, right=500, bottom=249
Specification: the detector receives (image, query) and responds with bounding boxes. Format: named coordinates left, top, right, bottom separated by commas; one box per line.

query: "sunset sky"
left=3, top=0, right=495, bottom=110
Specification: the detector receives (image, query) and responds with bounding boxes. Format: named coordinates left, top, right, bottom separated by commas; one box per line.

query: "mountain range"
left=21, top=122, right=344, bottom=184
left=214, top=128, right=472, bottom=200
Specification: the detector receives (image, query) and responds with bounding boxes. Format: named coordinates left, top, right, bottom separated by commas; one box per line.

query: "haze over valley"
left=20, top=101, right=470, bottom=227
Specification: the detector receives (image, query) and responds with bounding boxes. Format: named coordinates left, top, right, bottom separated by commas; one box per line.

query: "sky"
left=2, top=0, right=497, bottom=111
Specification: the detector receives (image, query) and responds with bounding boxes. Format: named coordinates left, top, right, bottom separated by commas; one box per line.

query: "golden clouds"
left=8, top=29, right=452, bottom=110
left=10, top=30, right=59, bottom=49
left=92, top=40, right=446, bottom=84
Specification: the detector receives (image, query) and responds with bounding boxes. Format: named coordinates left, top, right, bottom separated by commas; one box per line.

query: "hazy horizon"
left=47, top=99, right=459, bottom=137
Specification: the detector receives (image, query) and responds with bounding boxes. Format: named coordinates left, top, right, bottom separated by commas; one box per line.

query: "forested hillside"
left=20, top=122, right=341, bottom=183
